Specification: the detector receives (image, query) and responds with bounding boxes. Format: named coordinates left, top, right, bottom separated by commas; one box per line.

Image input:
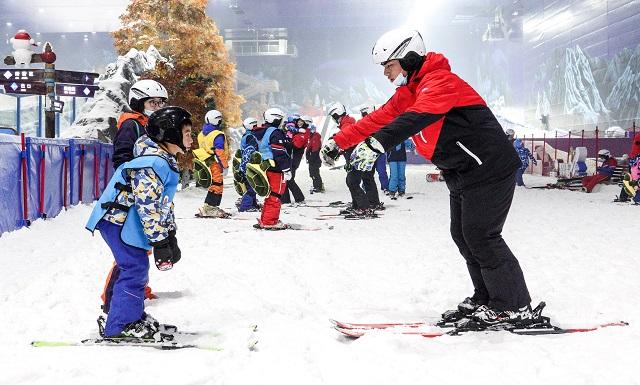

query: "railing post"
left=37, top=95, right=42, bottom=137
left=63, top=145, right=68, bottom=210
left=554, top=131, right=558, bottom=173
left=103, top=152, right=110, bottom=193
left=16, top=96, right=21, bottom=134
left=567, top=131, right=572, bottom=163
left=79, top=144, right=85, bottom=203
left=39, top=143, right=47, bottom=218
left=69, top=139, right=75, bottom=205
left=542, top=132, right=546, bottom=176
left=93, top=143, right=99, bottom=199
left=19, top=133, right=30, bottom=227
left=529, top=133, right=534, bottom=174
left=595, top=126, right=599, bottom=172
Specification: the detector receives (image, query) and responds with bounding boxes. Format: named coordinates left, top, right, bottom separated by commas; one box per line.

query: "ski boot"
left=455, top=302, right=548, bottom=332
left=438, top=297, right=485, bottom=326
left=198, top=204, right=231, bottom=218
left=344, top=208, right=378, bottom=220
left=98, top=312, right=178, bottom=338
left=253, top=220, right=289, bottom=230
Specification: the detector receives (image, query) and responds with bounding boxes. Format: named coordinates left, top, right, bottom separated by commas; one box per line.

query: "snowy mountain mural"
left=605, top=45, right=640, bottom=123
left=528, top=43, right=640, bottom=131
left=533, top=45, right=609, bottom=127
left=64, top=46, right=167, bottom=141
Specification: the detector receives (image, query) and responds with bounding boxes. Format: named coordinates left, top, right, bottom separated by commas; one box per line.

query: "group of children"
left=89, top=73, right=334, bottom=339
left=319, top=103, right=415, bottom=219
left=89, top=77, right=427, bottom=338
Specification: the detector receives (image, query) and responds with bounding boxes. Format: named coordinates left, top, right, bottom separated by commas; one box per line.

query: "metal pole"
left=39, top=144, right=46, bottom=218
left=63, top=146, right=68, bottom=209
left=20, top=133, right=29, bottom=225
left=16, top=96, right=21, bottom=134
left=44, top=62, right=56, bottom=138
left=55, top=103, right=60, bottom=138
left=93, top=144, right=99, bottom=199
left=103, top=152, right=109, bottom=193
left=529, top=133, right=534, bottom=174
left=595, top=126, right=599, bottom=164
left=37, top=95, right=42, bottom=137
left=79, top=144, right=85, bottom=203
left=567, top=131, right=572, bottom=163
left=69, top=139, right=75, bottom=205
left=554, top=131, right=558, bottom=165
left=542, top=132, right=546, bottom=176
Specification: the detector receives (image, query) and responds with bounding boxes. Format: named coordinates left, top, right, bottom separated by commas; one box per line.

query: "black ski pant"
left=282, top=151, right=305, bottom=203
left=446, top=170, right=531, bottom=312
left=308, top=159, right=323, bottom=190
left=346, top=168, right=379, bottom=209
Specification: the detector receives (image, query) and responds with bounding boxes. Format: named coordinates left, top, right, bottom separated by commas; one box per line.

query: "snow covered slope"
left=1, top=166, right=638, bottom=385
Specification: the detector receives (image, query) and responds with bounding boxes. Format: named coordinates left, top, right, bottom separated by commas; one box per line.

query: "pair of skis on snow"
left=32, top=325, right=259, bottom=351
left=331, top=302, right=628, bottom=339
left=186, top=214, right=330, bottom=231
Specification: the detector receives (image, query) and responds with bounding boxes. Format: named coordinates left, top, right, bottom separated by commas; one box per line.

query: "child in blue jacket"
left=86, top=107, right=193, bottom=340
left=387, top=139, right=415, bottom=198
left=514, top=139, right=537, bottom=186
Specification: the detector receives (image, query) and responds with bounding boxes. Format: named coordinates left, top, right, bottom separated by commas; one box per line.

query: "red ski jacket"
left=334, top=52, right=519, bottom=187
left=307, top=132, right=322, bottom=152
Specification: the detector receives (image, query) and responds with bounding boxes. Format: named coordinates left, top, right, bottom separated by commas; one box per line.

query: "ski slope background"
left=1, top=165, right=638, bottom=385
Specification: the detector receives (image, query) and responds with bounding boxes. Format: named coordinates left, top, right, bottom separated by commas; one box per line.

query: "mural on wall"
left=531, top=43, right=639, bottom=130
left=473, top=0, right=640, bottom=133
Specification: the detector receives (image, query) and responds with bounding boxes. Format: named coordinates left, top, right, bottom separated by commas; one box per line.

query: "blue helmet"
left=287, top=113, right=301, bottom=123
left=513, top=139, right=523, bottom=149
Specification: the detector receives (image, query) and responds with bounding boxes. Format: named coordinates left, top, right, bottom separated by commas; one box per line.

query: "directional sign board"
left=55, top=83, right=99, bottom=98
left=0, top=68, right=44, bottom=82
left=55, top=70, right=99, bottom=85
left=1, top=81, right=47, bottom=95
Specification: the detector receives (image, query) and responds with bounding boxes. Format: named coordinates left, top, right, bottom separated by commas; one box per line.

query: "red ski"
left=334, top=321, right=629, bottom=339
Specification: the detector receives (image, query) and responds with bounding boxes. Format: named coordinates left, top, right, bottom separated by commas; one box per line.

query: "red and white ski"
left=333, top=321, right=629, bottom=339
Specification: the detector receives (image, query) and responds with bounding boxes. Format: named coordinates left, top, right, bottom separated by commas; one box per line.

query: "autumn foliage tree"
left=112, top=0, right=243, bottom=130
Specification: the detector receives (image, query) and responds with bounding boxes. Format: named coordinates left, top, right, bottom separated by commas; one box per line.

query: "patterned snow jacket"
left=87, top=136, right=179, bottom=248
left=514, top=139, right=536, bottom=170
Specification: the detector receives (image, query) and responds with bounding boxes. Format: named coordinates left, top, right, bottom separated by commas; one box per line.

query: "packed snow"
left=1, top=165, right=638, bottom=385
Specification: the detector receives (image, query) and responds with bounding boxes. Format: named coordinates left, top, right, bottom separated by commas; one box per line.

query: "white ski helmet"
left=204, top=109, right=223, bottom=125
left=301, top=115, right=313, bottom=126
left=360, top=105, right=375, bottom=117
left=128, top=79, right=168, bottom=112
left=243, top=117, right=258, bottom=130
left=263, top=107, right=286, bottom=127
left=597, top=149, right=611, bottom=158
left=327, top=102, right=346, bottom=118
left=371, top=29, right=426, bottom=65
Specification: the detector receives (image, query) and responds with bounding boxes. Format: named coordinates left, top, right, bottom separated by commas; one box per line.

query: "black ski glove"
left=168, top=230, right=181, bottom=264
left=151, top=238, right=173, bottom=271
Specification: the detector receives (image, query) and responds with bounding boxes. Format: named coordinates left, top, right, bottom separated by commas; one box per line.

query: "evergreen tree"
left=112, top=0, right=243, bottom=129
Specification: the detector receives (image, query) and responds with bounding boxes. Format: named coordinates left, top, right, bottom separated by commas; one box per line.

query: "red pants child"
left=582, top=174, right=610, bottom=193
left=260, top=171, right=287, bottom=225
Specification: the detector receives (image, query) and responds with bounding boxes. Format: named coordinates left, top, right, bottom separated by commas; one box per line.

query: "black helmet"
left=146, top=106, right=192, bottom=151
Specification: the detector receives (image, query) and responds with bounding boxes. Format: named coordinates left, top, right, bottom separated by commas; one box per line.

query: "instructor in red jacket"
left=322, top=29, right=533, bottom=327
